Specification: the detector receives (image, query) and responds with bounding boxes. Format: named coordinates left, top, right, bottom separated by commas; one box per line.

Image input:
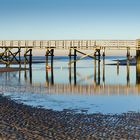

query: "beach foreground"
left=0, top=95, right=140, bottom=140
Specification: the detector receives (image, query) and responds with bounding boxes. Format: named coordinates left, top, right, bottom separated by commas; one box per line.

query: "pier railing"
left=0, top=40, right=138, bottom=50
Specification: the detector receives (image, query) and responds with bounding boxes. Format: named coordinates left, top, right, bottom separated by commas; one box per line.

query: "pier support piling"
left=29, top=49, right=32, bottom=69
left=126, top=52, right=130, bottom=86
left=117, top=60, right=119, bottom=75
left=74, top=49, right=77, bottom=85
left=51, top=49, right=54, bottom=85
left=69, top=49, right=72, bottom=84
left=98, top=57, right=100, bottom=85
left=127, top=48, right=130, bottom=58
left=46, top=49, right=49, bottom=85
left=45, top=49, right=54, bottom=85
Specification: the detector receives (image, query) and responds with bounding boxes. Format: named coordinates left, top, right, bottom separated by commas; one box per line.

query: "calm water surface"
left=1, top=56, right=140, bottom=114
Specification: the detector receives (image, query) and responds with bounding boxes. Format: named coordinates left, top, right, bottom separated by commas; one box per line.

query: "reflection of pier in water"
left=1, top=62, right=140, bottom=95
left=42, top=58, right=140, bottom=94
left=19, top=56, right=140, bottom=95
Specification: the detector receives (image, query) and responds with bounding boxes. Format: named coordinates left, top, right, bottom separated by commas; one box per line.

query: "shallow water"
left=1, top=56, right=140, bottom=114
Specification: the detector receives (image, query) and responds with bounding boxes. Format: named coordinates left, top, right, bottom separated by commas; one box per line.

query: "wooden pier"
left=0, top=39, right=140, bottom=92
left=0, top=39, right=139, bottom=67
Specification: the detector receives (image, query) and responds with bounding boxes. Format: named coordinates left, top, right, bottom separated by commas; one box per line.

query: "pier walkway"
left=0, top=39, right=139, bottom=67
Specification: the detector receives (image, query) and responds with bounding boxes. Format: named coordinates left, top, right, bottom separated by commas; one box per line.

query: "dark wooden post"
left=46, top=49, right=49, bottom=85
left=51, top=49, right=54, bottom=85
left=98, top=56, right=100, bottom=85
left=18, top=48, right=21, bottom=83
left=29, top=49, right=32, bottom=68
left=74, top=49, right=77, bottom=85
left=69, top=49, right=72, bottom=84
left=29, top=49, right=32, bottom=84
left=127, top=47, right=130, bottom=58
left=126, top=50, right=130, bottom=86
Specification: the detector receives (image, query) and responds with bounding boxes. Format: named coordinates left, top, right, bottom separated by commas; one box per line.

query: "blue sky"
left=0, top=0, right=140, bottom=40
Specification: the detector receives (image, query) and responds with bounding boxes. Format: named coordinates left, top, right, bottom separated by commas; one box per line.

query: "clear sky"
left=0, top=0, right=140, bottom=40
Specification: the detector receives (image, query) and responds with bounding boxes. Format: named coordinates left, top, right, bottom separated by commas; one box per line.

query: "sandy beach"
left=0, top=95, right=140, bottom=140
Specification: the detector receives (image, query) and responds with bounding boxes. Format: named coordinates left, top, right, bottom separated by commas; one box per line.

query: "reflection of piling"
left=18, top=69, right=21, bottom=83
left=103, top=48, right=105, bottom=57
left=68, top=49, right=77, bottom=85
left=29, top=66, right=32, bottom=84
left=102, top=48, right=105, bottom=85
left=126, top=57, right=130, bottom=86
left=46, top=69, right=49, bottom=86
left=117, top=60, right=119, bottom=75
left=102, top=55, right=105, bottom=84
left=126, top=47, right=130, bottom=85
left=24, top=70, right=27, bottom=81
left=94, top=49, right=101, bottom=85
left=69, top=63, right=72, bottom=84
left=51, top=66, right=54, bottom=85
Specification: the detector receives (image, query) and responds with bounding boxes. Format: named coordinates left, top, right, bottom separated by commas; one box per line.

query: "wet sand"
left=0, top=95, right=140, bottom=139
